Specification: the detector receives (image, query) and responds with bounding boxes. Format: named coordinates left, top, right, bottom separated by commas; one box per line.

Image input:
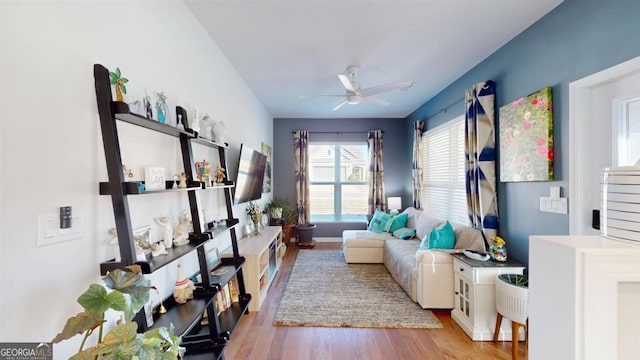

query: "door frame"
left=569, top=55, right=640, bottom=235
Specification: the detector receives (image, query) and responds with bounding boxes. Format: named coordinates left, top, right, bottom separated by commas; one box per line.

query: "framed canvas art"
left=499, top=87, right=554, bottom=182
left=261, top=142, right=272, bottom=193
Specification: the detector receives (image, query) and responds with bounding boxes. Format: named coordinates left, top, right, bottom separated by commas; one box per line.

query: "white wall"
left=0, top=1, right=272, bottom=358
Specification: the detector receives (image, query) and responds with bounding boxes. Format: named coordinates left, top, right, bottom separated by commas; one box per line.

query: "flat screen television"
left=233, top=144, right=267, bottom=204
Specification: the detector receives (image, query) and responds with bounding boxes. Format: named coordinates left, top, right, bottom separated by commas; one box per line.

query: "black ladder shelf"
left=94, top=64, right=250, bottom=360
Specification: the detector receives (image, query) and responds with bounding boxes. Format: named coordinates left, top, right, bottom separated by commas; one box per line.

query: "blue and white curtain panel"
left=367, top=130, right=386, bottom=214
left=465, top=81, right=498, bottom=246
left=412, top=121, right=425, bottom=209
left=293, top=130, right=310, bottom=225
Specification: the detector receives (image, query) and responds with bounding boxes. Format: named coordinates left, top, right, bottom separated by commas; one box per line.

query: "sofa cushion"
left=367, top=209, right=393, bottom=233
left=451, top=224, right=487, bottom=252
left=389, top=213, right=409, bottom=233
left=402, top=207, right=423, bottom=230
left=414, top=211, right=445, bottom=241
left=422, top=221, right=455, bottom=250
left=384, top=239, right=420, bottom=301
left=392, top=227, right=416, bottom=240
left=342, top=230, right=390, bottom=248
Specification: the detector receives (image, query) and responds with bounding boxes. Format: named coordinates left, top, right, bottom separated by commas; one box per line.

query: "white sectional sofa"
left=342, top=207, right=487, bottom=309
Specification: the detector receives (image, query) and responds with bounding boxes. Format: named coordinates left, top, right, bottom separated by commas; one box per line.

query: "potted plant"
left=265, top=198, right=291, bottom=225
left=52, top=265, right=183, bottom=359
left=495, top=273, right=529, bottom=342
left=281, top=206, right=298, bottom=244
left=295, top=213, right=317, bottom=248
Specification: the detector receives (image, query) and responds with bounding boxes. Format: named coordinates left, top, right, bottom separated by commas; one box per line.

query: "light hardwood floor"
left=224, top=242, right=527, bottom=360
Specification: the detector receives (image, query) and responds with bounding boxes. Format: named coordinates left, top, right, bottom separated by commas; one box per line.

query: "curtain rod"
left=291, top=131, right=384, bottom=134
left=423, top=97, right=465, bottom=120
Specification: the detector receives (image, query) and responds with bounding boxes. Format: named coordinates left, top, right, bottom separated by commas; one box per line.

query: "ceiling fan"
left=303, top=66, right=414, bottom=111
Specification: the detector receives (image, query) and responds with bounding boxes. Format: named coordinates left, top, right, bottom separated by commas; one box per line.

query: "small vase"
left=251, top=214, right=261, bottom=234
left=490, top=245, right=507, bottom=262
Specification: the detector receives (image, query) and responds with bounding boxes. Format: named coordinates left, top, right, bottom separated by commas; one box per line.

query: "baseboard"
left=289, top=237, right=341, bottom=243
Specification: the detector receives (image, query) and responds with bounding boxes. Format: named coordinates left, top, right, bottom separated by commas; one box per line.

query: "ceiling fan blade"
left=332, top=99, right=349, bottom=111
left=338, top=74, right=356, bottom=92
left=360, top=81, right=414, bottom=97
left=361, top=96, right=390, bottom=106
left=298, top=95, right=347, bottom=98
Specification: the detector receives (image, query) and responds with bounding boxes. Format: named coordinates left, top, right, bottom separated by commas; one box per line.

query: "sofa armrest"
left=415, top=249, right=458, bottom=265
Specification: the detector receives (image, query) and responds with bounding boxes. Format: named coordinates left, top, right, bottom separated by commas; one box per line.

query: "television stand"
left=224, top=226, right=282, bottom=312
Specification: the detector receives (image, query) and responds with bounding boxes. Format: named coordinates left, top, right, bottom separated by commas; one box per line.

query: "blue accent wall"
left=406, top=0, right=640, bottom=265
left=273, top=118, right=409, bottom=237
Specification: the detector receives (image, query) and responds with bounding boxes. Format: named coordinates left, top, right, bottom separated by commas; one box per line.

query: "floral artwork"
left=261, top=142, right=272, bottom=193
left=499, top=87, right=553, bottom=182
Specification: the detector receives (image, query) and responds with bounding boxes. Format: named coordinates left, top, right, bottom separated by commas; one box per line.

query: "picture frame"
left=498, top=86, right=554, bottom=182
left=204, top=241, right=221, bottom=274
left=261, top=142, right=272, bottom=193
left=145, top=166, right=166, bottom=190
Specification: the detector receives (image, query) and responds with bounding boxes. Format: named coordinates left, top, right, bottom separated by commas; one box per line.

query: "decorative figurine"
left=109, top=67, right=128, bottom=102
left=200, top=115, right=212, bottom=139
left=215, top=164, right=225, bottom=184
left=173, top=265, right=195, bottom=304
left=155, top=216, right=173, bottom=248
left=133, top=227, right=152, bottom=261
left=151, top=241, right=168, bottom=257
left=490, top=236, right=508, bottom=262
left=108, top=228, right=120, bottom=261
left=191, top=107, right=200, bottom=133
left=178, top=172, right=187, bottom=188
left=211, top=119, right=226, bottom=144
left=155, top=92, right=169, bottom=124
left=143, top=93, right=153, bottom=120
left=122, top=164, right=134, bottom=180
left=128, top=99, right=141, bottom=114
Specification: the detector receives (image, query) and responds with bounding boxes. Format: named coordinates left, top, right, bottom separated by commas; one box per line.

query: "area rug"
left=273, top=250, right=443, bottom=329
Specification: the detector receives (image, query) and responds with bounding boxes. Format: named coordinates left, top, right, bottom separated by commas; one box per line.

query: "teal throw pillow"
left=389, top=213, right=408, bottom=233
left=392, top=227, right=416, bottom=240
left=367, top=209, right=393, bottom=233
left=420, top=221, right=455, bottom=250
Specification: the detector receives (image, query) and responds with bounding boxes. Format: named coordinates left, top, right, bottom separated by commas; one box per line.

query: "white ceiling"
left=186, top=0, right=563, bottom=119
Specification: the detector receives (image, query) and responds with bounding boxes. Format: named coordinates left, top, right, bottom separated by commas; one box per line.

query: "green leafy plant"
left=52, top=265, right=183, bottom=360
left=500, top=273, right=528, bottom=288
left=109, top=67, right=128, bottom=102
left=265, top=199, right=292, bottom=220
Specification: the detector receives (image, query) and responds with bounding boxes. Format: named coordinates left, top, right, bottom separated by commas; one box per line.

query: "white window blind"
left=421, top=115, right=469, bottom=226
left=617, top=97, right=640, bottom=166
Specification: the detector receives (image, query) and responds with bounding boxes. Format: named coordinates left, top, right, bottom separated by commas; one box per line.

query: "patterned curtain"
left=465, top=81, right=498, bottom=249
left=293, top=130, right=310, bottom=225
left=412, top=121, right=425, bottom=209
left=367, top=130, right=386, bottom=214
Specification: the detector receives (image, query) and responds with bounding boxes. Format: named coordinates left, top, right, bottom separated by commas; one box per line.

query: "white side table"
left=451, top=253, right=525, bottom=341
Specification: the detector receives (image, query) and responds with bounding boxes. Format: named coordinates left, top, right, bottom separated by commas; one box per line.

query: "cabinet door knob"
left=460, top=268, right=464, bottom=271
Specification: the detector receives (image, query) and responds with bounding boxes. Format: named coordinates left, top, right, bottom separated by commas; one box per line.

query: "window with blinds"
left=421, top=115, right=469, bottom=225
left=309, top=143, right=369, bottom=222
left=617, top=97, right=640, bottom=166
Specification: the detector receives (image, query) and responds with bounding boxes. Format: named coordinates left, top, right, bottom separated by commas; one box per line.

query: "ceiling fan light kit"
left=306, top=65, right=414, bottom=111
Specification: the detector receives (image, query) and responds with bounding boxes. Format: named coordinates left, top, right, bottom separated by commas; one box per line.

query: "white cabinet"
left=224, top=226, right=282, bottom=312
left=529, top=235, right=640, bottom=360
left=451, top=254, right=525, bottom=341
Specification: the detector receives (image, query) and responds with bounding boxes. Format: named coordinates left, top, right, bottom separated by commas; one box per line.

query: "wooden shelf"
left=150, top=296, right=211, bottom=338
left=99, top=181, right=203, bottom=195
left=205, top=219, right=240, bottom=239
left=99, top=235, right=210, bottom=275
left=183, top=344, right=224, bottom=360
left=111, top=101, right=192, bottom=137
left=208, top=257, right=245, bottom=290
left=191, top=136, right=228, bottom=149
left=190, top=297, right=251, bottom=340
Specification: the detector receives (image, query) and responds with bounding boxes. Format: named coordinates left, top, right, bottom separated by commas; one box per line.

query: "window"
left=309, top=143, right=368, bottom=222
left=421, top=115, right=469, bottom=225
left=616, top=97, right=640, bottom=166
